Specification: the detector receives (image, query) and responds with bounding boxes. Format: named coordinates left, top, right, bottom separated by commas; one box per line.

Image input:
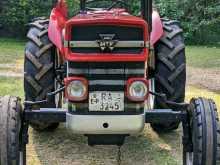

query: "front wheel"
left=0, top=96, right=24, bottom=165
left=183, top=98, right=220, bottom=165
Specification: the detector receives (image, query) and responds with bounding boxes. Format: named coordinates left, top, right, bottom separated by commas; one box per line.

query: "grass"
left=0, top=77, right=219, bottom=165
left=186, top=46, right=220, bottom=69
left=27, top=125, right=180, bottom=165
left=0, top=38, right=25, bottom=64
left=0, top=77, right=23, bottom=98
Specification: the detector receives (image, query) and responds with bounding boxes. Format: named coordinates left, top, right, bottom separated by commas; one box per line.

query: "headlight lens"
left=67, top=80, right=86, bottom=99
left=129, top=81, right=148, bottom=100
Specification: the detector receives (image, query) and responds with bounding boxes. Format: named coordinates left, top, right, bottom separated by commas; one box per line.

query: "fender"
left=150, top=11, right=164, bottom=45
left=48, top=0, right=67, bottom=55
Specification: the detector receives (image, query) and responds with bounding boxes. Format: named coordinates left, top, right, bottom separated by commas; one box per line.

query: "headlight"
left=127, top=78, right=148, bottom=102
left=65, top=77, right=88, bottom=101
left=67, top=81, right=86, bottom=97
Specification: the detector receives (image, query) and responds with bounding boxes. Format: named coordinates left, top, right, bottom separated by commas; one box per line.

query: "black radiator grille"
left=71, top=25, right=144, bottom=54
left=68, top=62, right=146, bottom=114
left=68, top=62, right=145, bottom=91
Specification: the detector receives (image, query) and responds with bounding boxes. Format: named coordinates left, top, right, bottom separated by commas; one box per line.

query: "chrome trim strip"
left=89, top=80, right=125, bottom=86
left=125, top=69, right=145, bottom=75
left=64, top=40, right=68, bottom=47
left=68, top=68, right=89, bottom=75
left=115, top=41, right=146, bottom=48
left=67, top=61, right=69, bottom=77
left=89, top=69, right=124, bottom=74
left=68, top=68, right=145, bottom=75
left=66, top=40, right=150, bottom=48
left=70, top=41, right=99, bottom=48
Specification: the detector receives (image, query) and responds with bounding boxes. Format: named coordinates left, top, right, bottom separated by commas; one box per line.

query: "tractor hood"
left=63, top=9, right=149, bottom=62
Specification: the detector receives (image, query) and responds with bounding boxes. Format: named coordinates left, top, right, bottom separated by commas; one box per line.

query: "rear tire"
left=24, top=18, right=59, bottom=131
left=0, top=96, right=23, bottom=165
left=151, top=19, right=186, bottom=133
left=183, top=98, right=220, bottom=165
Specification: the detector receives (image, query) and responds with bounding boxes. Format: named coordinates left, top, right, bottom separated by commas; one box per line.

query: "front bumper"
left=25, top=108, right=184, bottom=134
left=66, top=113, right=145, bottom=134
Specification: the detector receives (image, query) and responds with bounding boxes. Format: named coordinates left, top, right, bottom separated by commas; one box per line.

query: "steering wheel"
left=85, top=0, right=129, bottom=11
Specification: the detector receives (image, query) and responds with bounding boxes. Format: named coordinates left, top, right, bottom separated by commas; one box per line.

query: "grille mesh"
left=71, top=25, right=144, bottom=54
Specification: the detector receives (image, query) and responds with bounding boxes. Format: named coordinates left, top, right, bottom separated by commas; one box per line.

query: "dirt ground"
left=27, top=124, right=182, bottom=165
left=187, top=66, right=220, bottom=92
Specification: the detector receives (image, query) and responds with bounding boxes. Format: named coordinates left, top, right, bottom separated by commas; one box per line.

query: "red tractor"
left=0, top=0, right=219, bottom=164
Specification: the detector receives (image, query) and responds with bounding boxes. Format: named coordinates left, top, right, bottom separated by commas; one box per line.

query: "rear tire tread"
left=151, top=19, right=186, bottom=133
left=25, top=18, right=54, bottom=101
left=155, top=19, right=186, bottom=101
left=24, top=18, right=59, bottom=131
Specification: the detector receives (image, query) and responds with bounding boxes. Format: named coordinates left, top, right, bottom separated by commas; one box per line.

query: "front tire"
left=24, top=18, right=59, bottom=131
left=183, top=98, right=220, bottom=165
left=151, top=19, right=186, bottom=133
left=0, top=96, right=23, bottom=165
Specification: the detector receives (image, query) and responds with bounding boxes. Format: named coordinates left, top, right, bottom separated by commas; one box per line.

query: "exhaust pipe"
left=80, top=0, right=86, bottom=11
left=141, top=0, right=152, bottom=33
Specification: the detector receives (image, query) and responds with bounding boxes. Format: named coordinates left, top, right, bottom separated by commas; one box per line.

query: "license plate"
left=89, top=92, right=124, bottom=111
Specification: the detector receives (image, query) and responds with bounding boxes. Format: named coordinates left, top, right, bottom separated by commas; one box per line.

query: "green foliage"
left=66, top=0, right=80, bottom=16
left=0, top=0, right=219, bottom=44
left=0, top=38, right=25, bottom=64
left=154, top=0, right=220, bottom=44
left=0, top=0, right=55, bottom=36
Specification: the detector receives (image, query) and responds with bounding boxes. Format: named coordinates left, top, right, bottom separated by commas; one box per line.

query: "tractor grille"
left=68, top=62, right=146, bottom=114
left=71, top=25, right=144, bottom=54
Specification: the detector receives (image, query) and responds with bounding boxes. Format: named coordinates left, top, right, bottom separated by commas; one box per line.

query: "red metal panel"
left=64, top=50, right=148, bottom=62
left=64, top=13, right=149, bottom=62
left=48, top=0, right=67, bottom=55
left=150, top=11, right=164, bottom=45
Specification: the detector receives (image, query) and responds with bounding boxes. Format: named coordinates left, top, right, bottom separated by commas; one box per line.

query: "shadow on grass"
left=156, top=127, right=182, bottom=163
left=30, top=124, right=180, bottom=165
